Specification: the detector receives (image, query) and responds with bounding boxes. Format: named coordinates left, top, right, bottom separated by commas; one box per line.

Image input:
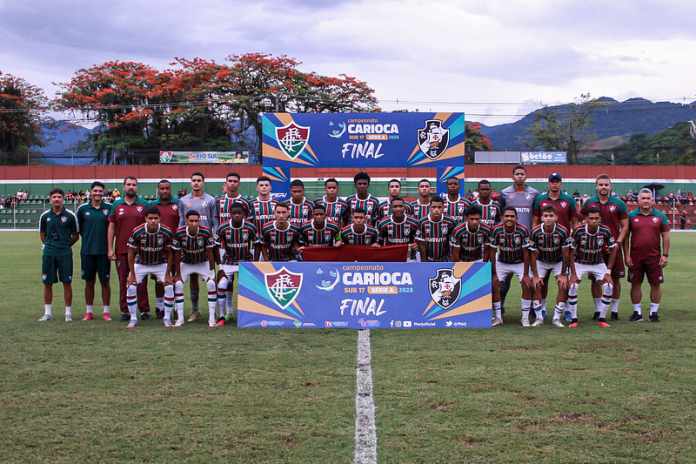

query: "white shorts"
left=220, top=264, right=239, bottom=277
left=574, top=262, right=609, bottom=282
left=536, top=261, right=563, bottom=278
left=180, top=262, right=213, bottom=282
left=496, top=260, right=526, bottom=282
left=134, top=263, right=167, bottom=284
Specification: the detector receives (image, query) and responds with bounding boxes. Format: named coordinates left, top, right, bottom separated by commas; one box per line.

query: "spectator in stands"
left=111, top=188, right=121, bottom=201
left=680, top=209, right=688, bottom=230
left=177, top=188, right=188, bottom=199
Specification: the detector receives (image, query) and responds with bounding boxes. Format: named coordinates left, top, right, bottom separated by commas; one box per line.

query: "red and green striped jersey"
left=217, top=219, right=258, bottom=264
left=252, top=198, right=277, bottom=234
left=300, top=221, right=340, bottom=248
left=582, top=195, right=627, bottom=239
left=490, top=224, right=530, bottom=264
left=262, top=221, right=301, bottom=261
left=449, top=223, right=491, bottom=262
left=444, top=195, right=471, bottom=223
left=288, top=198, right=315, bottom=228
left=377, top=215, right=419, bottom=245
left=171, top=225, right=215, bottom=265
left=346, top=194, right=380, bottom=226
left=533, top=191, right=577, bottom=230
left=127, top=224, right=173, bottom=265
left=627, top=208, right=670, bottom=259
left=473, top=198, right=503, bottom=228
left=377, top=199, right=414, bottom=220
left=340, top=224, right=379, bottom=246
left=217, top=193, right=253, bottom=226
left=409, top=199, right=431, bottom=221
left=314, top=196, right=349, bottom=226
left=416, top=215, right=456, bottom=262
left=571, top=224, right=615, bottom=265
left=529, top=224, right=571, bottom=264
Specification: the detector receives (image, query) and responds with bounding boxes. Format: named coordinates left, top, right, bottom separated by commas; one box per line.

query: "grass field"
left=1, top=231, right=695, bottom=463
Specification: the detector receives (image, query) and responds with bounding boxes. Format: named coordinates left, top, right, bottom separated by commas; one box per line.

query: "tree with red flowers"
left=465, top=121, right=492, bottom=162
left=0, top=71, right=47, bottom=164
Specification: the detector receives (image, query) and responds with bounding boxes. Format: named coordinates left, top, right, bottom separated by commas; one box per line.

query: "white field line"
left=354, top=329, right=377, bottom=464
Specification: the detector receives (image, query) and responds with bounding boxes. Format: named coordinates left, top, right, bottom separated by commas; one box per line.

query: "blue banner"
left=238, top=261, right=491, bottom=329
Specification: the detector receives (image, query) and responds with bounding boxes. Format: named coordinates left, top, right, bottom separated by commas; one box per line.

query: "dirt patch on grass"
left=430, top=401, right=456, bottom=412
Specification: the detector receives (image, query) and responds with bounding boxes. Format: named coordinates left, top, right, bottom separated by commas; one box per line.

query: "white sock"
left=493, top=301, right=502, bottom=319
left=540, top=298, right=547, bottom=313
left=44, top=304, right=53, bottom=316
left=594, top=298, right=602, bottom=312
left=521, top=299, right=532, bottom=320
left=65, top=306, right=72, bottom=315
left=156, top=297, right=164, bottom=312
left=599, top=285, right=613, bottom=319
left=86, top=305, right=94, bottom=314
left=103, top=305, right=110, bottom=314
left=533, top=300, right=543, bottom=318
left=633, top=303, right=642, bottom=315
left=568, top=285, right=578, bottom=319
left=649, top=303, right=659, bottom=315
left=225, top=292, right=234, bottom=316
left=553, top=302, right=566, bottom=320
left=610, top=299, right=620, bottom=314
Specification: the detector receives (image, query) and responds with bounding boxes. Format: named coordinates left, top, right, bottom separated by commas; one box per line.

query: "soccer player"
left=261, top=203, right=302, bottom=261
left=346, top=172, right=380, bottom=226
left=377, top=197, right=419, bottom=256
left=126, top=207, right=175, bottom=329
left=151, top=179, right=179, bottom=319
left=449, top=205, right=491, bottom=263
left=472, top=180, right=503, bottom=228
left=532, top=172, right=577, bottom=230
left=416, top=196, right=455, bottom=262
left=489, top=207, right=533, bottom=327
left=378, top=179, right=413, bottom=219
left=624, top=188, right=670, bottom=322
left=288, top=179, right=315, bottom=228
left=38, top=188, right=79, bottom=322
left=108, top=176, right=151, bottom=320
left=443, top=176, right=470, bottom=223
left=299, top=204, right=341, bottom=250
left=177, top=172, right=218, bottom=322
left=341, top=209, right=380, bottom=246
left=583, top=174, right=628, bottom=320
left=567, top=206, right=617, bottom=328
left=252, top=176, right=278, bottom=245
left=217, top=172, right=253, bottom=223
left=76, top=181, right=112, bottom=321
left=410, top=179, right=433, bottom=221
left=314, top=178, right=349, bottom=227
left=171, top=210, right=217, bottom=328
left=216, top=205, right=259, bottom=324
left=528, top=206, right=572, bottom=328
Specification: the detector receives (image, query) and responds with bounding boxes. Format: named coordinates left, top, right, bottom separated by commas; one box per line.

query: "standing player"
left=217, top=172, right=253, bottom=223
left=126, top=207, right=175, bottom=329
left=299, top=204, right=341, bottom=250
left=76, top=181, right=112, bottom=321
left=416, top=196, right=455, bottom=262
left=449, top=206, right=491, bottom=263
left=377, top=197, right=419, bottom=256
left=567, top=207, right=617, bottom=328
left=171, top=210, right=217, bottom=328
left=528, top=206, right=572, bottom=327
left=152, top=179, right=179, bottom=319
left=261, top=203, right=302, bottom=261
left=443, top=176, right=470, bottom=223
left=489, top=207, right=533, bottom=327
left=583, top=174, right=628, bottom=320
left=108, top=176, right=150, bottom=320
left=341, top=209, right=380, bottom=246
left=624, top=189, right=670, bottom=322
left=378, top=179, right=413, bottom=220
left=287, top=179, right=315, bottom=228
left=216, top=205, right=259, bottom=324
left=472, top=180, right=503, bottom=228
left=38, top=188, right=79, bottom=322
left=346, top=172, right=380, bottom=226
left=410, top=179, right=433, bottom=221
left=314, top=178, right=349, bottom=227
left=177, top=172, right=218, bottom=322
left=533, top=173, right=577, bottom=230
left=252, top=176, right=278, bottom=251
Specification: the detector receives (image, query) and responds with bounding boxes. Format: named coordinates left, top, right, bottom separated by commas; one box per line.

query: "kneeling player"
left=567, top=207, right=617, bottom=328
left=528, top=206, right=572, bottom=327
left=341, top=209, right=380, bottom=246
left=299, top=204, right=341, bottom=252
left=126, top=207, right=175, bottom=329
left=490, top=207, right=533, bottom=327
left=172, top=210, right=217, bottom=328
left=377, top=197, right=418, bottom=258
left=449, top=205, right=490, bottom=263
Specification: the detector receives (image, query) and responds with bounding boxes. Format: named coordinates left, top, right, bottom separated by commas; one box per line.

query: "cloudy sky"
left=1, top=0, right=695, bottom=125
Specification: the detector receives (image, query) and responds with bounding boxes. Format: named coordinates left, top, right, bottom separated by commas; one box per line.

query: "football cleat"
left=531, top=319, right=544, bottom=327
left=568, top=321, right=579, bottom=329
left=174, top=319, right=185, bottom=328
left=127, top=320, right=138, bottom=329
left=65, top=313, right=73, bottom=322
left=491, top=317, right=504, bottom=327
left=82, top=312, right=94, bottom=321
left=610, top=312, right=619, bottom=321
left=649, top=313, right=660, bottom=322
left=102, top=312, right=112, bottom=321
left=208, top=322, right=216, bottom=328
left=552, top=319, right=565, bottom=328
left=37, top=314, right=53, bottom=322
left=521, top=318, right=530, bottom=328
left=188, top=311, right=201, bottom=322
left=216, top=318, right=225, bottom=328
left=140, top=312, right=151, bottom=321
left=163, top=319, right=172, bottom=328
left=592, top=311, right=600, bottom=321
left=629, top=312, right=644, bottom=322
left=597, top=320, right=611, bottom=328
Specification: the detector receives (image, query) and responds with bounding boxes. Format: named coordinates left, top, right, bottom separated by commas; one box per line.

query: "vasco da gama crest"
left=265, top=267, right=303, bottom=309
left=418, top=119, right=449, bottom=159
left=275, top=122, right=310, bottom=159
left=428, top=268, right=461, bottom=309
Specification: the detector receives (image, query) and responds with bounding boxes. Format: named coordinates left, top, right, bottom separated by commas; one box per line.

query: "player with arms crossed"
left=341, top=209, right=380, bottom=246
left=171, top=210, right=217, bottom=328
left=624, top=188, right=670, bottom=322
left=377, top=197, right=418, bottom=257
left=315, top=178, right=349, bottom=227
left=261, top=203, right=302, bottom=261
left=126, top=207, right=175, bottom=330
left=416, top=196, right=455, bottom=262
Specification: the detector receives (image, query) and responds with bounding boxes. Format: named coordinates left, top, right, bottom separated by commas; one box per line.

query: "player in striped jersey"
left=528, top=206, right=572, bottom=328
left=489, top=207, right=533, bottom=327
left=126, top=207, right=175, bottom=329
left=299, top=205, right=341, bottom=253
left=314, top=178, right=349, bottom=227
left=216, top=205, right=259, bottom=325
left=443, top=176, right=470, bottom=223
left=377, top=197, right=419, bottom=257
left=416, top=196, right=455, bottom=262
left=346, top=172, right=381, bottom=226
left=261, top=203, right=302, bottom=261
left=171, top=210, right=217, bottom=328
left=567, top=206, right=617, bottom=328
left=449, top=206, right=491, bottom=263
left=473, top=179, right=503, bottom=228
left=378, top=179, right=414, bottom=220
left=288, top=179, right=315, bottom=228
left=217, top=172, right=253, bottom=225
left=410, top=179, right=433, bottom=221
left=341, top=209, right=380, bottom=246
left=251, top=176, right=278, bottom=242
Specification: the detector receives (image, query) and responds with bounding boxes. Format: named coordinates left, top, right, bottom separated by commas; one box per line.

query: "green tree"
left=0, top=71, right=46, bottom=164
left=614, top=122, right=696, bottom=164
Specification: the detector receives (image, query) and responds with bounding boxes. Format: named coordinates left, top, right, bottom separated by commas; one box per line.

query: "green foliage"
left=613, top=122, right=696, bottom=164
